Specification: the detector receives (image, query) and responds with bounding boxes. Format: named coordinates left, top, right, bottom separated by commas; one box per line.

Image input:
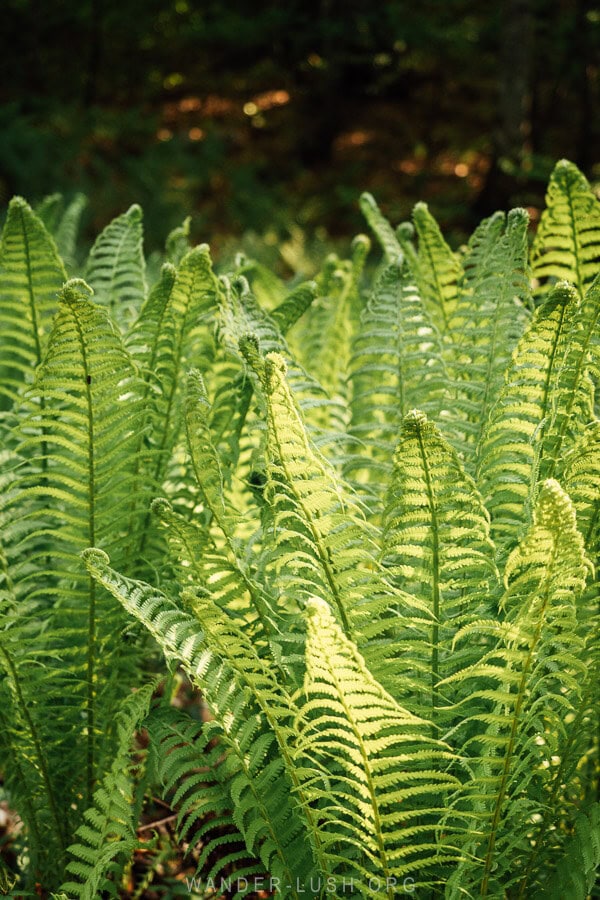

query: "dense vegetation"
left=1, top=160, right=599, bottom=898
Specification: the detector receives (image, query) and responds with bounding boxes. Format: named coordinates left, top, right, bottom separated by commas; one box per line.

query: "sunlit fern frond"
left=380, top=409, right=499, bottom=727
left=444, top=207, right=532, bottom=464
left=347, top=260, right=447, bottom=508
left=84, top=204, right=147, bottom=328
left=476, top=281, right=581, bottom=558
left=531, top=159, right=600, bottom=299
left=410, top=201, right=463, bottom=334
left=0, top=197, right=66, bottom=411
left=294, top=597, right=461, bottom=896
left=445, top=480, right=591, bottom=898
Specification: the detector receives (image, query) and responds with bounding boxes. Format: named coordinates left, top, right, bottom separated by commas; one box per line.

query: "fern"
left=381, top=410, right=499, bottom=726
left=1, top=160, right=599, bottom=896
left=85, top=204, right=147, bottom=327
left=61, top=682, right=156, bottom=899
left=0, top=197, right=66, bottom=411
left=531, top=158, right=600, bottom=298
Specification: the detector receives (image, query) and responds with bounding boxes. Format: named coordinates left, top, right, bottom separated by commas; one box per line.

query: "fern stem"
left=74, top=311, right=97, bottom=806
left=415, top=423, right=440, bottom=730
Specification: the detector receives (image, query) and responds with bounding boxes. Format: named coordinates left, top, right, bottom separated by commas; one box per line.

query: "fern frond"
left=84, top=204, right=147, bottom=326
left=0, top=197, right=66, bottom=410
left=541, top=273, right=600, bottom=483
left=61, top=681, right=156, bottom=900
left=476, top=281, right=580, bottom=556
left=411, top=202, right=463, bottom=332
left=444, top=208, right=532, bottom=462
left=347, top=260, right=447, bottom=506
left=82, top=550, right=322, bottom=893
left=54, top=193, right=87, bottom=270
left=165, top=215, right=191, bottom=265
left=531, top=159, right=600, bottom=298
left=295, top=597, right=460, bottom=894
left=381, top=410, right=499, bottom=726
left=144, top=705, right=266, bottom=890
left=7, top=278, right=147, bottom=807
left=359, top=192, right=402, bottom=262
left=270, top=280, right=318, bottom=334
left=446, top=480, right=590, bottom=897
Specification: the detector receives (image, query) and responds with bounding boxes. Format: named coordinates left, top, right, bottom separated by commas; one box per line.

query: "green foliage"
left=1, top=160, right=599, bottom=897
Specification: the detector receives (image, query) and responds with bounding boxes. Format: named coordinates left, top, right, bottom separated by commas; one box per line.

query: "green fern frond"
left=270, top=280, right=318, bottom=334
left=82, top=550, right=321, bottom=894
left=359, top=192, right=402, bottom=262
left=165, top=215, right=191, bottom=265
left=446, top=480, right=590, bottom=897
left=295, top=597, right=460, bottom=895
left=144, top=705, right=266, bottom=890
left=7, top=278, right=147, bottom=807
left=0, top=197, right=66, bottom=410
left=476, top=281, right=580, bottom=556
left=444, top=207, right=532, bottom=462
left=531, top=159, right=600, bottom=298
left=347, top=260, right=447, bottom=506
left=84, top=204, right=147, bottom=326
left=381, top=410, right=499, bottom=725
left=411, top=201, right=463, bottom=332
left=541, top=273, right=600, bottom=483
left=61, top=681, right=156, bottom=900
left=54, top=193, right=87, bottom=270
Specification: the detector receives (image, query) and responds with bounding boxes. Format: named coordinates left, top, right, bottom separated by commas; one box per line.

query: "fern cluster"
left=1, top=161, right=599, bottom=897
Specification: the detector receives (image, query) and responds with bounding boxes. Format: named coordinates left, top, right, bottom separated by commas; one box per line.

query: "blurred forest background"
left=0, top=0, right=599, bottom=259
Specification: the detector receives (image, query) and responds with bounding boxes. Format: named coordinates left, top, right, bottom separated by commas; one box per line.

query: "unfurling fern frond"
left=445, top=480, right=591, bottom=898
left=0, top=197, right=66, bottom=411
left=531, top=159, right=600, bottom=298
left=381, top=410, right=499, bottom=726
left=84, top=204, right=147, bottom=327
left=60, top=681, right=156, bottom=900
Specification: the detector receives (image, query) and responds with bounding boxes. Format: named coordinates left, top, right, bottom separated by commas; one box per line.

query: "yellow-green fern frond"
left=412, top=202, right=463, bottom=332
left=446, top=480, right=590, bottom=897
left=381, top=410, right=499, bottom=725
left=0, top=197, right=66, bottom=410
left=84, top=204, right=147, bottom=327
left=359, top=192, right=402, bottom=262
left=444, top=208, right=532, bottom=463
left=295, top=598, right=459, bottom=896
left=531, top=159, right=600, bottom=298
left=348, top=260, right=447, bottom=506
left=477, top=281, right=580, bottom=555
